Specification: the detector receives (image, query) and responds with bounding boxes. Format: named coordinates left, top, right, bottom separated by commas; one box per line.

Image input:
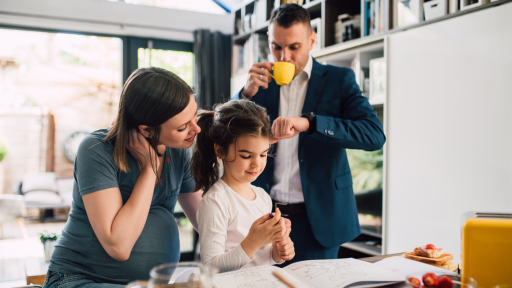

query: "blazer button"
left=324, top=129, right=329, bottom=135
left=265, top=184, right=270, bottom=190
left=328, top=130, right=334, bottom=135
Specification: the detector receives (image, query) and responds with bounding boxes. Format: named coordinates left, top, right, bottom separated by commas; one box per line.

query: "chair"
left=13, top=172, right=73, bottom=221
left=0, top=194, right=28, bottom=238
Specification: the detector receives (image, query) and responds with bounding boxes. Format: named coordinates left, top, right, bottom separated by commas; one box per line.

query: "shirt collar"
left=301, top=54, right=313, bottom=79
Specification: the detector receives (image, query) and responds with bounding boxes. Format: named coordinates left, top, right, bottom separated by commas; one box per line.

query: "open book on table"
left=212, top=258, right=404, bottom=288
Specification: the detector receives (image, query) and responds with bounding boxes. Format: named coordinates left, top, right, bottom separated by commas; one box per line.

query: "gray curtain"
left=193, top=29, right=232, bottom=109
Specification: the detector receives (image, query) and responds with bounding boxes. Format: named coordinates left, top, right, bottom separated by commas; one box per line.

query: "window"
left=107, top=0, right=228, bottom=14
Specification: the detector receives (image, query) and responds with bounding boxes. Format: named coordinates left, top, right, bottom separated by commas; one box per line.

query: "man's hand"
left=242, top=62, right=274, bottom=99
left=271, top=117, right=309, bottom=142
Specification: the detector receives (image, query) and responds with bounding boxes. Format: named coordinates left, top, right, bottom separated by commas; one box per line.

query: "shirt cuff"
left=240, top=89, right=248, bottom=99
left=235, top=243, right=253, bottom=265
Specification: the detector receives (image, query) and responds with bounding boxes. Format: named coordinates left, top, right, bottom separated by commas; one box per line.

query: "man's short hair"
left=269, top=3, right=311, bottom=30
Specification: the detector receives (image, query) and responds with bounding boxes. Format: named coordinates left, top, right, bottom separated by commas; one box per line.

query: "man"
left=233, top=4, right=386, bottom=265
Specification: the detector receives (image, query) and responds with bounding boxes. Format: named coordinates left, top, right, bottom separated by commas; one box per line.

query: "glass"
left=406, top=272, right=477, bottom=288
left=137, top=46, right=195, bottom=254
left=126, top=262, right=217, bottom=288
left=0, top=27, right=121, bottom=208
left=125, top=262, right=217, bottom=288
left=105, top=0, right=227, bottom=15
left=138, top=48, right=193, bottom=87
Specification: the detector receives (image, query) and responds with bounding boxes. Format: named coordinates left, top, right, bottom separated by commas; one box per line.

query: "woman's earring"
left=149, top=135, right=152, bottom=139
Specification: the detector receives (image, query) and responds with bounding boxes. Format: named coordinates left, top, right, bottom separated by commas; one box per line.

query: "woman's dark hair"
left=105, top=67, right=193, bottom=181
left=270, top=3, right=311, bottom=30
left=191, top=100, right=272, bottom=194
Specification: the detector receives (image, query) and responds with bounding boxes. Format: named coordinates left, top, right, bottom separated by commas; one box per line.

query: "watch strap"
left=301, top=112, right=316, bottom=135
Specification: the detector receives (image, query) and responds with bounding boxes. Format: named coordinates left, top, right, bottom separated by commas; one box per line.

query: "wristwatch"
left=301, top=112, right=316, bottom=135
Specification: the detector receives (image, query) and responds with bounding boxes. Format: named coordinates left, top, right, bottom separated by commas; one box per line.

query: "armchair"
left=13, top=172, right=73, bottom=221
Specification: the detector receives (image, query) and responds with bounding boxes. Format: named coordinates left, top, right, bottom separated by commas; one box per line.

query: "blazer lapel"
left=266, top=79, right=280, bottom=122
left=299, top=58, right=327, bottom=145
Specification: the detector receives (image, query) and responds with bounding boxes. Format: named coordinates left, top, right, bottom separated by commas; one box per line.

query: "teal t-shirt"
left=48, top=128, right=195, bottom=284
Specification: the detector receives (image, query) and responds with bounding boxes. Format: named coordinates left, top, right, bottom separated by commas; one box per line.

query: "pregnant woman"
left=43, top=67, right=202, bottom=287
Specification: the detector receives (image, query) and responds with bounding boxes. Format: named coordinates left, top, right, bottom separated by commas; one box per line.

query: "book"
left=212, top=258, right=404, bottom=288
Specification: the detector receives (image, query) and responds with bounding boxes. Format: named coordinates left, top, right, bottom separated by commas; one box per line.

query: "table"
left=360, top=253, right=405, bottom=263
left=25, top=257, right=48, bottom=285
left=358, top=253, right=408, bottom=288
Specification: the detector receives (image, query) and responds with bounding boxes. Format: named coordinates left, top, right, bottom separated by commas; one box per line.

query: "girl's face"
left=159, top=94, right=200, bottom=149
left=218, top=135, right=270, bottom=185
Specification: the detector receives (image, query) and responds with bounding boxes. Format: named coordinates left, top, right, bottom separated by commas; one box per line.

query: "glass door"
left=126, top=37, right=198, bottom=261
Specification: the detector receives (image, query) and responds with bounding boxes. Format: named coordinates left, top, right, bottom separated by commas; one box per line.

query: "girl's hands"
left=272, top=215, right=293, bottom=262
left=126, top=129, right=160, bottom=172
left=241, top=208, right=286, bottom=259
left=272, top=236, right=295, bottom=262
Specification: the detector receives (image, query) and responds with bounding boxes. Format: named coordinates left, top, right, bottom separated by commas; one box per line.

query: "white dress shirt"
left=197, top=179, right=282, bottom=273
left=270, top=55, right=313, bottom=204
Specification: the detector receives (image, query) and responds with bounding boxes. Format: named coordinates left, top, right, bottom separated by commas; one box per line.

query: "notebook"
left=212, top=258, right=404, bottom=288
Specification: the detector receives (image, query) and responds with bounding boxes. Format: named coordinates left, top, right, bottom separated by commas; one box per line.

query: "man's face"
left=268, top=22, right=315, bottom=77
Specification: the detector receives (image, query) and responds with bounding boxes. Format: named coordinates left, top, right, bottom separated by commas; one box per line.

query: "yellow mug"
left=272, top=62, right=295, bottom=85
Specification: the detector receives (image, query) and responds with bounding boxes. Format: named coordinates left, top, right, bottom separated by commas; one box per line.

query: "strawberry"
left=423, top=273, right=439, bottom=287
left=438, top=276, right=453, bottom=288
left=409, top=277, right=421, bottom=288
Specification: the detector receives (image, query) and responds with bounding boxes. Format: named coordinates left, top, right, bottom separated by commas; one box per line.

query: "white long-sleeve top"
left=197, top=179, right=282, bottom=273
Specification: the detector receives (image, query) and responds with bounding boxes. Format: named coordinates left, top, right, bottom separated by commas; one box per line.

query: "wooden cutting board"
left=402, top=252, right=458, bottom=272
left=404, top=252, right=453, bottom=264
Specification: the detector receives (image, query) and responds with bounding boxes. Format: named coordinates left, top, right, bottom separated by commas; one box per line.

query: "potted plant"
left=0, top=139, right=8, bottom=193
left=0, top=140, right=7, bottom=162
left=40, top=232, right=58, bottom=262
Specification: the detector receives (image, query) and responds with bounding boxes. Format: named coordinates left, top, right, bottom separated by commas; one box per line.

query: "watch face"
left=62, top=130, right=89, bottom=163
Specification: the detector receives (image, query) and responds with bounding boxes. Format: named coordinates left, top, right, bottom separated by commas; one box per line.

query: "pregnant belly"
left=88, top=206, right=180, bottom=283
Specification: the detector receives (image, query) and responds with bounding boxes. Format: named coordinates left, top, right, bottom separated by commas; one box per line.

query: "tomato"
left=425, top=244, right=436, bottom=250
left=409, top=277, right=421, bottom=288
left=438, top=276, right=453, bottom=288
left=423, top=273, right=439, bottom=287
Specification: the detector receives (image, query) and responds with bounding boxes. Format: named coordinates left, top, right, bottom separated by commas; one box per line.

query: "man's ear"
left=138, top=125, right=151, bottom=138
left=214, top=143, right=225, bottom=159
left=309, top=30, right=316, bottom=51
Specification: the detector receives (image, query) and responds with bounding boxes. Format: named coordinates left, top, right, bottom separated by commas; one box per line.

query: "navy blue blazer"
left=233, top=58, right=386, bottom=248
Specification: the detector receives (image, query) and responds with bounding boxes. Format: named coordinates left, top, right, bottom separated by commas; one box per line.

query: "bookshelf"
left=230, top=0, right=512, bottom=257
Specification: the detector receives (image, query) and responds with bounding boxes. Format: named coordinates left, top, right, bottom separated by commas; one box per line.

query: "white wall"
left=385, top=2, right=512, bottom=262
left=0, top=0, right=232, bottom=41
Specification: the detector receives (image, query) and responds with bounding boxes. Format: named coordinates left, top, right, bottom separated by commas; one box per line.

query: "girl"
left=44, top=67, right=202, bottom=287
left=192, top=100, right=295, bottom=273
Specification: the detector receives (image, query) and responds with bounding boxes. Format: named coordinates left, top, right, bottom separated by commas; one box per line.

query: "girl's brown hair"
left=105, top=67, right=193, bottom=180
left=191, top=100, right=272, bottom=194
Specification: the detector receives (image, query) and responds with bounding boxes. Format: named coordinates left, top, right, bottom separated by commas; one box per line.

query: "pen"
left=272, top=271, right=297, bottom=288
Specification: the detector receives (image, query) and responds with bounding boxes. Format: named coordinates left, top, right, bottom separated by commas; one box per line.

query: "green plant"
left=347, top=149, right=383, bottom=192
left=40, top=232, right=58, bottom=244
left=0, top=140, right=8, bottom=162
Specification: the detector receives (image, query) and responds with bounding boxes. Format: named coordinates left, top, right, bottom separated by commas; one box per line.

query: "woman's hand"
left=126, top=129, right=160, bottom=172
left=241, top=208, right=286, bottom=258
